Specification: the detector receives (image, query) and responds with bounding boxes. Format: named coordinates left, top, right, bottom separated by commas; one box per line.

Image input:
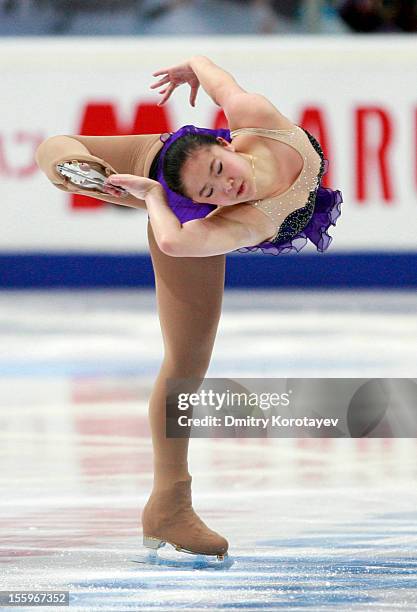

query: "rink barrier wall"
left=0, top=252, right=416, bottom=289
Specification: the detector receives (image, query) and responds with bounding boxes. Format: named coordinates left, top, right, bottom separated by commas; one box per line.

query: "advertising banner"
left=1, top=37, right=416, bottom=253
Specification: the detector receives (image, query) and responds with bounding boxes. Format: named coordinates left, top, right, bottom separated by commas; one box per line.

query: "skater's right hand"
left=150, top=62, right=200, bottom=107
left=105, top=174, right=161, bottom=200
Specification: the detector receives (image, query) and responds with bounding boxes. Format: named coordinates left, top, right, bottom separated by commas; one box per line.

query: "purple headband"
left=156, top=124, right=231, bottom=224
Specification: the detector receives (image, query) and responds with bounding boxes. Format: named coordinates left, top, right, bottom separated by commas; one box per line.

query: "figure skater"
left=36, top=55, right=342, bottom=560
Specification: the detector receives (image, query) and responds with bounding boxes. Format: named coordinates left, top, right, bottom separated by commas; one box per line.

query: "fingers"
left=150, top=76, right=170, bottom=90
left=106, top=174, right=135, bottom=184
left=150, top=74, right=175, bottom=106
left=157, top=83, right=176, bottom=107
left=152, top=69, right=169, bottom=77
left=189, top=85, right=198, bottom=107
left=103, top=185, right=123, bottom=197
left=104, top=174, right=132, bottom=196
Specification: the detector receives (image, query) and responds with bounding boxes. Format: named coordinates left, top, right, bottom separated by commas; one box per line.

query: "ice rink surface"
left=1, top=289, right=417, bottom=611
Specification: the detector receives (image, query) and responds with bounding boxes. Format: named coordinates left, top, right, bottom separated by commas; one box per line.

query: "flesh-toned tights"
left=35, top=132, right=226, bottom=494
left=147, top=224, right=225, bottom=490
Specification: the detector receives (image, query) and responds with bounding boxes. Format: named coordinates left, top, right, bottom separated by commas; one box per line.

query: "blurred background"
left=1, top=0, right=417, bottom=35
left=1, top=2, right=417, bottom=609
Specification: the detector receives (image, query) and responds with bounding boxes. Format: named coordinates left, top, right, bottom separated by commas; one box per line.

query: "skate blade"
left=56, top=162, right=127, bottom=194
left=135, top=536, right=233, bottom=569
left=143, top=534, right=227, bottom=561
left=131, top=549, right=233, bottom=570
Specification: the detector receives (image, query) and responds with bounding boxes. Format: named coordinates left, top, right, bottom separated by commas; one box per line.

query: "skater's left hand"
left=105, top=174, right=161, bottom=199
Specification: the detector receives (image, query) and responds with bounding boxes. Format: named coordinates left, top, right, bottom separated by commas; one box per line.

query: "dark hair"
left=163, top=133, right=219, bottom=198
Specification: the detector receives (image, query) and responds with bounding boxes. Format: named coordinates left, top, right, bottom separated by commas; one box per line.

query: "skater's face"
left=180, top=139, right=256, bottom=206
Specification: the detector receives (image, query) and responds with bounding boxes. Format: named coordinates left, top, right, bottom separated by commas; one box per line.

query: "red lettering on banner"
left=79, top=102, right=171, bottom=136
left=299, top=107, right=331, bottom=188
left=72, top=102, right=172, bottom=209
left=0, top=132, right=44, bottom=177
left=65, top=102, right=405, bottom=211
left=356, top=107, right=394, bottom=203
left=212, top=109, right=228, bottom=130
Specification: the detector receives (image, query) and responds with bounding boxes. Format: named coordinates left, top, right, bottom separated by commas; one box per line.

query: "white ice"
left=0, top=289, right=417, bottom=611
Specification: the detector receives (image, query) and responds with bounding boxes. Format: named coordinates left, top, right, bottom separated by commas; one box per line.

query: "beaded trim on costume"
left=231, top=125, right=326, bottom=245
left=271, top=129, right=326, bottom=245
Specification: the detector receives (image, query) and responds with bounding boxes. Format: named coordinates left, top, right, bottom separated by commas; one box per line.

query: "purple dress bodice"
left=155, top=124, right=342, bottom=255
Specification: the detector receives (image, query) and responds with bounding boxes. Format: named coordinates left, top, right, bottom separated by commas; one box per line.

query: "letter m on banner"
left=72, top=103, right=171, bottom=209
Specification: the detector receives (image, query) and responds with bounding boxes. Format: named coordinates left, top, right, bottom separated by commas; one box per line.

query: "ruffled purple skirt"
left=156, top=125, right=343, bottom=256
left=238, top=184, right=343, bottom=256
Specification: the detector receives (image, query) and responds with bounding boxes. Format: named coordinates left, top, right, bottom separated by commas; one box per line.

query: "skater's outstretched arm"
left=106, top=174, right=274, bottom=256
left=151, top=55, right=295, bottom=131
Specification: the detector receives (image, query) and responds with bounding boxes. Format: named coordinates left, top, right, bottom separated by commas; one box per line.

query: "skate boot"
left=142, top=477, right=228, bottom=560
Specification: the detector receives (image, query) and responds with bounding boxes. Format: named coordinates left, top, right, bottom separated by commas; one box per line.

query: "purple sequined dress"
left=155, top=125, right=343, bottom=255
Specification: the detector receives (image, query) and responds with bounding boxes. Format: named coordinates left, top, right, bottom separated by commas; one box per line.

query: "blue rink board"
left=0, top=252, right=416, bottom=289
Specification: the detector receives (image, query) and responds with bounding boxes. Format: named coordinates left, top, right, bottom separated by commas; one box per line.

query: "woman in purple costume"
left=36, top=56, right=342, bottom=562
